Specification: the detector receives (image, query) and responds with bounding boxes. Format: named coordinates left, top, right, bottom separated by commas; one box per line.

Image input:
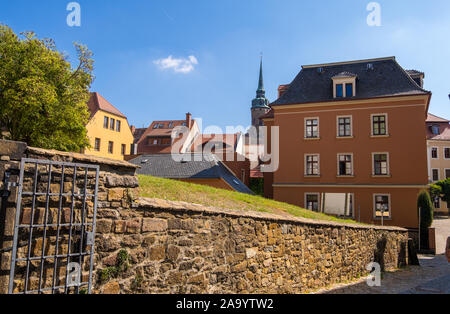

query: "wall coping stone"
left=137, top=197, right=408, bottom=232
left=27, top=146, right=139, bottom=169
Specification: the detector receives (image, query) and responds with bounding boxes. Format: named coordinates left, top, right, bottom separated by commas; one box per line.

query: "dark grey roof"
left=272, top=57, right=430, bottom=106
left=406, top=69, right=424, bottom=77
left=129, top=154, right=254, bottom=195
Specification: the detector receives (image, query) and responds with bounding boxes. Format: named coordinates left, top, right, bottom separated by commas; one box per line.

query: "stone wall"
left=0, top=140, right=138, bottom=294
left=94, top=198, right=408, bottom=294
left=0, top=140, right=410, bottom=294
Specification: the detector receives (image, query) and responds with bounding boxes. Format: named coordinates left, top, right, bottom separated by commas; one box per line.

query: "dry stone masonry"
left=0, top=140, right=409, bottom=294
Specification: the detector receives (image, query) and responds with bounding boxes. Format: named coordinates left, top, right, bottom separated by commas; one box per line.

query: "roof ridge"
left=302, top=56, right=396, bottom=69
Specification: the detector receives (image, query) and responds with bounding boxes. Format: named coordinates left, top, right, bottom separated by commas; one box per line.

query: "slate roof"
left=87, top=92, right=127, bottom=119
left=129, top=154, right=254, bottom=195
left=271, top=57, right=430, bottom=106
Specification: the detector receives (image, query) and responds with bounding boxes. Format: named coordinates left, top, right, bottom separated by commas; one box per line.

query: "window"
left=372, top=114, right=387, bottom=136
left=338, top=154, right=353, bottom=176
left=110, top=118, right=115, bottom=131
left=305, top=118, right=319, bottom=138
left=374, top=195, right=391, bottom=218
left=431, top=147, right=438, bottom=159
left=305, top=154, right=320, bottom=176
left=432, top=169, right=440, bottom=182
left=168, top=122, right=174, bottom=128
left=116, top=120, right=121, bottom=132
left=431, top=125, right=440, bottom=135
left=373, top=153, right=389, bottom=176
left=108, top=141, right=114, bottom=154
left=336, top=84, right=343, bottom=98
left=104, top=117, right=109, bottom=129
left=305, top=194, right=320, bottom=212
left=345, top=83, right=353, bottom=97
left=94, top=138, right=101, bottom=151
left=153, top=139, right=158, bottom=145
left=445, top=148, right=450, bottom=159
left=121, top=144, right=126, bottom=155
left=434, top=198, right=441, bottom=210
left=337, top=116, right=352, bottom=137
left=446, top=169, right=450, bottom=179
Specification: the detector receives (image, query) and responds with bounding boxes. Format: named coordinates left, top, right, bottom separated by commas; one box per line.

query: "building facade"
left=134, top=113, right=201, bottom=155
left=426, top=113, right=450, bottom=215
left=263, top=57, right=432, bottom=229
left=84, top=92, right=134, bottom=161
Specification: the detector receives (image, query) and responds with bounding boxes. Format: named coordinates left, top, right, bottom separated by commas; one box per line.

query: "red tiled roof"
left=137, top=119, right=196, bottom=147
left=87, top=92, right=127, bottom=119
left=427, top=113, right=450, bottom=123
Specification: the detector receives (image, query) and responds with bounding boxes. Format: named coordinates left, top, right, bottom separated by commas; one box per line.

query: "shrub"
left=417, top=190, right=434, bottom=249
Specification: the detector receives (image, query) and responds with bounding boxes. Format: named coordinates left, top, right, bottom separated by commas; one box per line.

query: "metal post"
left=418, top=207, right=421, bottom=251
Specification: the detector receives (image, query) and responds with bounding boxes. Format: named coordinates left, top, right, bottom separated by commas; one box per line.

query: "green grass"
left=138, top=175, right=359, bottom=224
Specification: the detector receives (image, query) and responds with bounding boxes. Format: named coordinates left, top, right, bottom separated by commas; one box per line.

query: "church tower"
left=251, top=58, right=271, bottom=129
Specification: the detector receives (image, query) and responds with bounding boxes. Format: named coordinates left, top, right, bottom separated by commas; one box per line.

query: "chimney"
left=278, top=85, right=290, bottom=98
left=186, top=113, right=192, bottom=129
left=130, top=125, right=136, bottom=134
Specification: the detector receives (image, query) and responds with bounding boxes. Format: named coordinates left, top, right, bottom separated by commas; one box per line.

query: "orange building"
left=263, top=57, right=432, bottom=229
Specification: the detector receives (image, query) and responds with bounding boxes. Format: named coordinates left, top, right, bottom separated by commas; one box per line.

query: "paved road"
left=432, top=217, right=450, bottom=255
left=318, top=255, right=450, bottom=294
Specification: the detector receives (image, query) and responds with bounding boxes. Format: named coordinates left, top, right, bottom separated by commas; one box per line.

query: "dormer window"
left=431, top=125, right=440, bottom=135
left=346, top=83, right=354, bottom=97
left=332, top=72, right=357, bottom=98
left=336, top=84, right=343, bottom=98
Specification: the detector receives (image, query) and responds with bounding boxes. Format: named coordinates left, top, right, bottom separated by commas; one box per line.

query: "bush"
left=417, top=190, right=434, bottom=249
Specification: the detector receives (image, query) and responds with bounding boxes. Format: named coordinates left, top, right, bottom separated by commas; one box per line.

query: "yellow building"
left=84, top=92, right=134, bottom=161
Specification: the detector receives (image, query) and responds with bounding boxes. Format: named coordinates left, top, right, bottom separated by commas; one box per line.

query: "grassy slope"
left=138, top=175, right=358, bottom=224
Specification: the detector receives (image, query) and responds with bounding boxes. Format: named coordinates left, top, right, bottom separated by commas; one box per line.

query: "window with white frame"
left=432, top=169, right=440, bottom=182
left=371, top=114, right=388, bottom=136
left=337, top=116, right=352, bottom=137
left=305, top=154, right=320, bottom=176
left=332, top=75, right=356, bottom=98
left=305, top=118, right=319, bottom=138
left=374, top=194, right=391, bottom=218
left=446, top=169, right=450, bottom=179
left=305, top=193, right=320, bottom=212
left=338, top=154, right=353, bottom=176
left=444, top=148, right=450, bottom=159
left=373, top=153, right=389, bottom=176
left=431, top=147, right=438, bottom=159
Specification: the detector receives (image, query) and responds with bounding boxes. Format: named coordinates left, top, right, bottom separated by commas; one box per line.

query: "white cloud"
left=153, top=55, right=198, bottom=74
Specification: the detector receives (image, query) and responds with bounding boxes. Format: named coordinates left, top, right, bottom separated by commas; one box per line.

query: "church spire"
left=252, top=57, right=270, bottom=109
left=257, top=57, right=265, bottom=95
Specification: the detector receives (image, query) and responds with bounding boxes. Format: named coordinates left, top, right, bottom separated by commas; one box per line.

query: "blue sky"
left=1, top=0, right=450, bottom=131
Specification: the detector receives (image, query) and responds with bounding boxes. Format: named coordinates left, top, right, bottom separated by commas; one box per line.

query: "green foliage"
left=417, top=190, right=434, bottom=229
left=249, top=177, right=264, bottom=196
left=429, top=184, right=442, bottom=202
left=435, top=178, right=450, bottom=204
left=0, top=24, right=94, bottom=151
left=417, top=190, right=434, bottom=250
left=98, top=249, right=129, bottom=284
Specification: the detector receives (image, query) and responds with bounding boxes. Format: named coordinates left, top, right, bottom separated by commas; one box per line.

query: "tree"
left=417, top=190, right=434, bottom=249
left=0, top=24, right=94, bottom=151
left=435, top=178, right=450, bottom=205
